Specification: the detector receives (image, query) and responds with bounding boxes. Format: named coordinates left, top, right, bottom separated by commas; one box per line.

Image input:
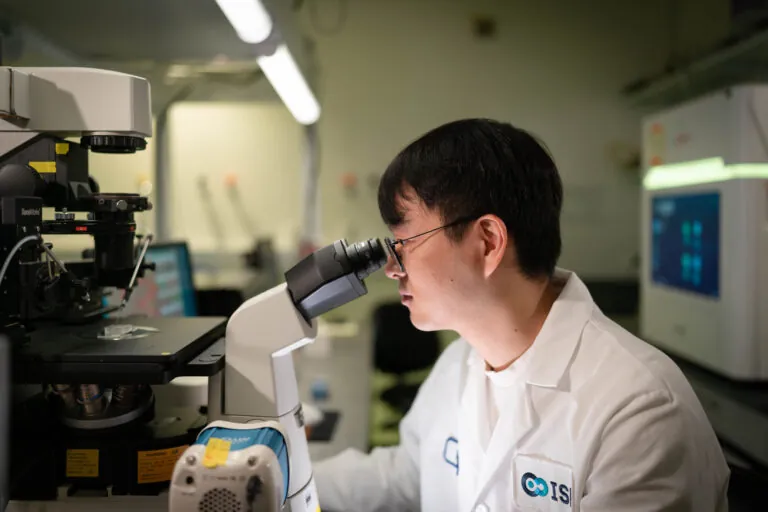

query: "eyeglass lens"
left=384, top=238, right=405, bottom=272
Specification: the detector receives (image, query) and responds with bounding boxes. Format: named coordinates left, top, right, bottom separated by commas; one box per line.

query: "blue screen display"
left=651, top=192, right=720, bottom=298
left=110, top=242, right=197, bottom=318
left=146, top=244, right=197, bottom=316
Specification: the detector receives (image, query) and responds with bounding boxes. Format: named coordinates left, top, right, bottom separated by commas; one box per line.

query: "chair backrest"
left=372, top=301, right=441, bottom=375
left=195, top=288, right=245, bottom=317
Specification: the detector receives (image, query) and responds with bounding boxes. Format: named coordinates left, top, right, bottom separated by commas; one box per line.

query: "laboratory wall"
left=42, top=0, right=734, bottom=283
left=302, top=0, right=731, bottom=279
left=166, top=103, right=304, bottom=255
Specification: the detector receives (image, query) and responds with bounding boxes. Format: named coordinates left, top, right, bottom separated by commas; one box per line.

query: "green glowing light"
left=643, top=157, right=768, bottom=190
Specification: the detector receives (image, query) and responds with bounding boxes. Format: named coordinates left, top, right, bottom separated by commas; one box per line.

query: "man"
left=314, top=119, right=729, bottom=511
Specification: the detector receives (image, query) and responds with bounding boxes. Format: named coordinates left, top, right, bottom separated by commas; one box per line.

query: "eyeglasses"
left=384, top=216, right=478, bottom=273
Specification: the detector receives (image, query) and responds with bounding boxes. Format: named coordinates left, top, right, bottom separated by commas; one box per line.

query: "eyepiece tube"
left=285, top=237, right=389, bottom=320
left=344, top=238, right=388, bottom=280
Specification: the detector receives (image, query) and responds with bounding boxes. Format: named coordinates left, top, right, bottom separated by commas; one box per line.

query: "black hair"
left=377, top=118, right=563, bottom=278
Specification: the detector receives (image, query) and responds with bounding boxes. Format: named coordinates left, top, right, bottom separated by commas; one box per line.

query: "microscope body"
left=0, top=66, right=390, bottom=511
left=171, top=284, right=320, bottom=512
left=0, top=68, right=227, bottom=510
left=0, top=67, right=154, bottom=343
left=170, top=240, right=389, bottom=511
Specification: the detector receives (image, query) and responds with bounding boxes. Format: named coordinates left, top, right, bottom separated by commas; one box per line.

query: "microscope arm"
left=223, top=238, right=387, bottom=418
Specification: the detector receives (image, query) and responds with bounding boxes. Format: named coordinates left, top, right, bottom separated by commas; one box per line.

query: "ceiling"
left=0, top=0, right=311, bottom=109
left=0, top=0, right=257, bottom=61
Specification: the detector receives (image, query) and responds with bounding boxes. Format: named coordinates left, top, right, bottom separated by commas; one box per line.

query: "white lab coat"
left=313, top=269, right=730, bottom=512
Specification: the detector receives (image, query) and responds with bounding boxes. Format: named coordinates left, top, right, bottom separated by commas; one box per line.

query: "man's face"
left=384, top=196, right=482, bottom=332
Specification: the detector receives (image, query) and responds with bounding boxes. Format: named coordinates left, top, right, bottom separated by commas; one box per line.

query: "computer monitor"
left=650, top=192, right=720, bottom=298
left=111, top=241, right=197, bottom=318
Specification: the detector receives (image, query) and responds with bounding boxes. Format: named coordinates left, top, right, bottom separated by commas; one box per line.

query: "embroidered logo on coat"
left=521, top=471, right=571, bottom=505
left=443, top=437, right=459, bottom=474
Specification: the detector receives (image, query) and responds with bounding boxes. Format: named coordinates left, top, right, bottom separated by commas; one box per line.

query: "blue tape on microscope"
left=196, top=426, right=289, bottom=503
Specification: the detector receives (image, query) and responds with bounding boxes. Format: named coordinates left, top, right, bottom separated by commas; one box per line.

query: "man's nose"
left=384, top=254, right=405, bottom=280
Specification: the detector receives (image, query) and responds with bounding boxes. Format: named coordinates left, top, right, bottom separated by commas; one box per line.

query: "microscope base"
left=10, top=395, right=206, bottom=503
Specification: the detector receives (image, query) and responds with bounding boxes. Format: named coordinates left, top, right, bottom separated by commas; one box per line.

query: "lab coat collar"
left=466, top=268, right=594, bottom=389
left=458, top=269, right=594, bottom=509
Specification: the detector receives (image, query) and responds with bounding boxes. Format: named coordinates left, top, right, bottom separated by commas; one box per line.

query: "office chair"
left=372, top=302, right=441, bottom=417
left=195, top=288, right=245, bottom=317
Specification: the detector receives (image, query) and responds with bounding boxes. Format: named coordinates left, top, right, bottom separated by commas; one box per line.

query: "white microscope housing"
left=169, top=239, right=390, bottom=511
left=0, top=66, right=152, bottom=142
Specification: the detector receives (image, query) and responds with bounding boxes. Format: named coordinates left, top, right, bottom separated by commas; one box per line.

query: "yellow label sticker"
left=66, top=449, right=99, bottom=478
left=55, top=143, right=69, bottom=155
left=203, top=438, right=231, bottom=468
left=137, top=445, right=188, bottom=484
left=29, top=161, right=56, bottom=174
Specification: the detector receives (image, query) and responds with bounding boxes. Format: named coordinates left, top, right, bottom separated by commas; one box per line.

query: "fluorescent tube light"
left=257, top=44, right=321, bottom=125
left=215, top=0, right=273, bottom=44
left=643, top=157, right=768, bottom=190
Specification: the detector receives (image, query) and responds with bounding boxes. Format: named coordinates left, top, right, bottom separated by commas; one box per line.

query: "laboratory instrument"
left=169, top=238, right=388, bottom=511
left=0, top=67, right=227, bottom=509
left=641, top=84, right=768, bottom=381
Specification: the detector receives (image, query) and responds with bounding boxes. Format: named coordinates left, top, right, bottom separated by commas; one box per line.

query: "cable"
left=121, top=233, right=153, bottom=307
left=0, top=235, right=40, bottom=288
left=39, top=242, right=68, bottom=274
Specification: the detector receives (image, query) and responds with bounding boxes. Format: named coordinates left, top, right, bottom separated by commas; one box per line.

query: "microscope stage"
left=14, top=316, right=227, bottom=384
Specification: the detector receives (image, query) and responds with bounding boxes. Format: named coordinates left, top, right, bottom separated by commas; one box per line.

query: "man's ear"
left=476, top=214, right=508, bottom=278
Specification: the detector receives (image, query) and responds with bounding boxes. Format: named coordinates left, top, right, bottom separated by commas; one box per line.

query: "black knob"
left=81, top=135, right=147, bottom=154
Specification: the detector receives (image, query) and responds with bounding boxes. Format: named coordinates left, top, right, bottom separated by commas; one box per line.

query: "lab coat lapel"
left=473, top=385, right=535, bottom=506
left=464, top=272, right=594, bottom=497
left=457, top=269, right=594, bottom=509
left=467, top=270, right=594, bottom=506
left=457, top=354, right=486, bottom=512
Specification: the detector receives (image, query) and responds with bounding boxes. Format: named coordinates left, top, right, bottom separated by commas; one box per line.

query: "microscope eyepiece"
left=285, top=237, right=389, bottom=320
left=344, top=238, right=388, bottom=280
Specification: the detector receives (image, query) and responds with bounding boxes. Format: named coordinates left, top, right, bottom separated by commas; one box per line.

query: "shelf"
left=623, top=22, right=768, bottom=110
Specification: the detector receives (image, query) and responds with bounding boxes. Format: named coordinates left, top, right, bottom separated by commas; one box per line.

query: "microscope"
left=169, top=239, right=389, bottom=511
left=0, top=67, right=229, bottom=509
left=1, top=67, right=392, bottom=511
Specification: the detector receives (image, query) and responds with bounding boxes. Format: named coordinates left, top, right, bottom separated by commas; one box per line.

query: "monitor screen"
left=651, top=192, right=720, bottom=298
left=111, top=242, right=197, bottom=317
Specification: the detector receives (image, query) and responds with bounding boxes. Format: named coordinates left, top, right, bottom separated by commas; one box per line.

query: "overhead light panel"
left=214, top=0, right=273, bottom=44
left=215, top=0, right=321, bottom=125
left=257, top=44, right=321, bottom=125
